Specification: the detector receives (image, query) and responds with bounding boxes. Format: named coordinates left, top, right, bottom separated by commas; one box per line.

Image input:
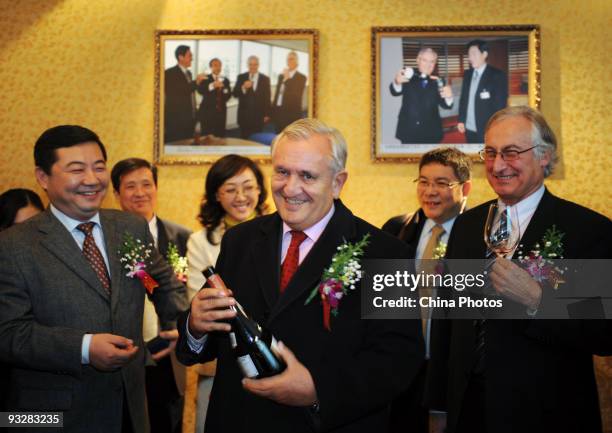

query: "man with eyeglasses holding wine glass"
left=425, top=106, right=612, bottom=433
left=383, top=147, right=472, bottom=433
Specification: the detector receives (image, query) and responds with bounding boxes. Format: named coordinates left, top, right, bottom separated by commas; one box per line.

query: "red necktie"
left=77, top=222, right=111, bottom=294
left=280, top=230, right=307, bottom=293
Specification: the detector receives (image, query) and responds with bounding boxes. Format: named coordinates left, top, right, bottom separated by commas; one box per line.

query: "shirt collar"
left=178, top=64, right=190, bottom=75
left=282, top=203, right=335, bottom=244
left=422, top=214, right=458, bottom=237
left=498, top=184, right=545, bottom=215
left=50, top=204, right=102, bottom=233
left=475, top=64, right=487, bottom=76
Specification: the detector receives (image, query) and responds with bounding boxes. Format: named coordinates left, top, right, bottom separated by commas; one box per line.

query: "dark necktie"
left=77, top=222, right=111, bottom=294
left=473, top=207, right=508, bottom=374
left=280, top=231, right=307, bottom=293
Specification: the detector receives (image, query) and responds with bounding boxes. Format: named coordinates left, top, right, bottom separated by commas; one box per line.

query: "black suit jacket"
left=382, top=209, right=427, bottom=258
left=176, top=200, right=424, bottom=433
left=272, top=71, right=306, bottom=132
left=390, top=70, right=453, bottom=144
left=425, top=189, right=612, bottom=433
left=197, top=75, right=231, bottom=136
left=0, top=209, right=189, bottom=433
left=232, top=72, right=271, bottom=136
left=457, top=65, right=508, bottom=142
left=164, top=65, right=197, bottom=143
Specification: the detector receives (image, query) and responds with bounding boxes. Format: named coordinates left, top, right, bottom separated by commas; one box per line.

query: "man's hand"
left=89, top=333, right=138, bottom=371
left=282, top=68, right=290, bottom=80
left=188, top=288, right=236, bottom=338
left=151, top=329, right=179, bottom=361
left=243, top=80, right=253, bottom=90
left=439, top=84, right=453, bottom=99
left=490, top=258, right=542, bottom=309
left=457, top=122, right=466, bottom=133
left=242, top=341, right=317, bottom=407
left=196, top=73, right=208, bottom=85
left=395, top=69, right=409, bottom=85
left=213, top=79, right=224, bottom=89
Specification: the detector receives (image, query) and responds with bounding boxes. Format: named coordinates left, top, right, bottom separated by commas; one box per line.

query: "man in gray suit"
left=0, top=125, right=189, bottom=433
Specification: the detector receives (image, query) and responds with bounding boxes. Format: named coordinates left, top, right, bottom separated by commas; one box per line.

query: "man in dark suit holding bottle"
left=425, top=106, right=612, bottom=433
left=233, top=55, right=272, bottom=139
left=176, top=118, right=424, bottom=433
left=111, top=157, right=192, bottom=433
left=457, top=40, right=508, bottom=144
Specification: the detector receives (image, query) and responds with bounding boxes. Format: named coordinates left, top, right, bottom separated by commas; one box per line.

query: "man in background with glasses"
left=382, top=147, right=472, bottom=433
left=425, top=106, right=612, bottom=433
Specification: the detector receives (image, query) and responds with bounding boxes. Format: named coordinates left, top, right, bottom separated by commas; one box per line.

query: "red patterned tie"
left=280, top=230, right=307, bottom=293
left=77, top=222, right=111, bottom=294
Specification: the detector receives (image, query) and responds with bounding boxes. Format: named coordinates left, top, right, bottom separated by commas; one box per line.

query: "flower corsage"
left=305, top=233, right=370, bottom=331
left=166, top=242, right=188, bottom=283
left=517, top=225, right=566, bottom=289
left=119, top=233, right=159, bottom=294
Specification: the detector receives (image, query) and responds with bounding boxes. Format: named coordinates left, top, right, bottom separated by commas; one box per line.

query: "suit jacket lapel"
left=100, top=211, right=126, bottom=313
left=268, top=201, right=357, bottom=324
left=251, top=214, right=283, bottom=312
left=38, top=209, right=111, bottom=302
left=156, top=218, right=170, bottom=258
left=517, top=188, right=556, bottom=253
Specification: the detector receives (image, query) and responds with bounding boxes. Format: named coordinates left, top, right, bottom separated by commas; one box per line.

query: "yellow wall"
left=0, top=0, right=610, bottom=232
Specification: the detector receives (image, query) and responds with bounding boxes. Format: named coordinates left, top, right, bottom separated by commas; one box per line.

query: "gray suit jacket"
left=0, top=209, right=189, bottom=433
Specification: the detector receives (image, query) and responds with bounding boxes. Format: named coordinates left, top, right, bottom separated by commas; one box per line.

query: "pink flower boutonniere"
left=119, top=233, right=159, bottom=294
left=518, top=225, right=566, bottom=289
left=305, top=233, right=370, bottom=331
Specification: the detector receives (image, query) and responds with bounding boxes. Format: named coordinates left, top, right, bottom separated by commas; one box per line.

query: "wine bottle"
left=202, top=266, right=286, bottom=378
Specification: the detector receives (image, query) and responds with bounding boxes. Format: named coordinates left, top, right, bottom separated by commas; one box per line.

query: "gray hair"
left=271, top=118, right=348, bottom=174
left=247, top=55, right=259, bottom=64
left=417, top=47, right=438, bottom=60
left=485, top=106, right=558, bottom=178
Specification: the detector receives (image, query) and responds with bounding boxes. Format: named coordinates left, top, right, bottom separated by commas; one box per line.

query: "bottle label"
left=237, top=354, right=259, bottom=378
left=229, top=332, right=237, bottom=349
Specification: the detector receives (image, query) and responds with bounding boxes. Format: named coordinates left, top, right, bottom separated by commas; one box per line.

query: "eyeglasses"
left=218, top=184, right=259, bottom=198
left=479, top=145, right=538, bottom=161
left=414, top=179, right=463, bottom=191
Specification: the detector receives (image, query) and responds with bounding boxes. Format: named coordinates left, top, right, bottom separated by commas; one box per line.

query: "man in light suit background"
left=164, top=45, right=206, bottom=143
left=0, top=125, right=189, bottom=433
left=111, top=157, right=192, bottom=433
left=233, top=55, right=272, bottom=139
left=176, top=118, right=424, bottom=433
left=272, top=51, right=307, bottom=133
left=457, top=40, right=508, bottom=143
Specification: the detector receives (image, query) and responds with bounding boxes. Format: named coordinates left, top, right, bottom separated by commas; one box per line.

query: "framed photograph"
left=372, top=25, right=540, bottom=161
left=154, top=29, right=318, bottom=164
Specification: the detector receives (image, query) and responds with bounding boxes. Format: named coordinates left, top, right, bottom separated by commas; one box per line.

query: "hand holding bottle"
left=242, top=341, right=318, bottom=407
left=188, top=286, right=237, bottom=338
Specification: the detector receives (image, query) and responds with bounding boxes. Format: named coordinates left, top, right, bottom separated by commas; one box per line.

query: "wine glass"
left=484, top=203, right=520, bottom=258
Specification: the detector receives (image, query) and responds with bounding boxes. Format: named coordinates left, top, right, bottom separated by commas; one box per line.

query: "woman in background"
left=186, top=154, right=268, bottom=433
left=0, top=188, right=44, bottom=231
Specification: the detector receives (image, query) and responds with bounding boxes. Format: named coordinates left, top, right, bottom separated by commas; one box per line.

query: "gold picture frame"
left=371, top=25, right=540, bottom=162
left=154, top=29, right=318, bottom=165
